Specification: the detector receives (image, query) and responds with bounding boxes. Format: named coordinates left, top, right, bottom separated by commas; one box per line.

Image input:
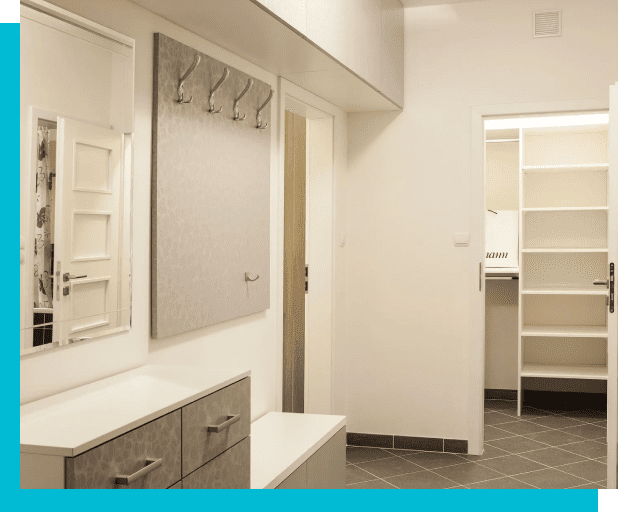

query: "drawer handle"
left=115, top=458, right=163, bottom=485
left=207, top=414, right=240, bottom=433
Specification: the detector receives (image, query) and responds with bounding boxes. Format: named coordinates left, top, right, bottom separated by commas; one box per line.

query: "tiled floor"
left=345, top=399, right=607, bottom=489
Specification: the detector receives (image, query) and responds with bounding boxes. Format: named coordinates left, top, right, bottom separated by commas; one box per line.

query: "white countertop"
left=250, top=412, right=346, bottom=489
left=20, top=365, right=250, bottom=457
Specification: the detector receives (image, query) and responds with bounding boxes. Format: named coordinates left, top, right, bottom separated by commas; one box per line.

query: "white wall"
left=485, top=140, right=518, bottom=390
left=342, top=0, right=618, bottom=439
left=20, top=0, right=282, bottom=419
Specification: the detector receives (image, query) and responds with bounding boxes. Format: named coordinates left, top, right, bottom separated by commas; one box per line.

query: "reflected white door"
left=608, top=81, right=618, bottom=489
left=55, top=118, right=123, bottom=341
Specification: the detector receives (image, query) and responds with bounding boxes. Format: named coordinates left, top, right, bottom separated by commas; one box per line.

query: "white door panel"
left=607, top=81, right=618, bottom=489
left=56, top=118, right=123, bottom=341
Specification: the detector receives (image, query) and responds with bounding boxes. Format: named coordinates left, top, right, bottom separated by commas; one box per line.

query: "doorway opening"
left=474, top=108, right=614, bottom=488
left=282, top=96, right=334, bottom=414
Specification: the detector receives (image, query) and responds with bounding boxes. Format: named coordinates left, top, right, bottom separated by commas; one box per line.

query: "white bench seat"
left=250, top=412, right=346, bottom=489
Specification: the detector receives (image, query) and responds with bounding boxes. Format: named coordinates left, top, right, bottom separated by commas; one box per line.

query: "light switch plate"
left=454, top=232, right=469, bottom=246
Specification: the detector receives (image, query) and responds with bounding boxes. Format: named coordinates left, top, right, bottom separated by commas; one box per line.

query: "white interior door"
left=607, top=81, right=618, bottom=489
left=55, top=118, right=123, bottom=342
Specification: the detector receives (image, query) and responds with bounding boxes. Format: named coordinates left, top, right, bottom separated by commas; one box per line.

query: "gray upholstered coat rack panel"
left=151, top=33, right=271, bottom=339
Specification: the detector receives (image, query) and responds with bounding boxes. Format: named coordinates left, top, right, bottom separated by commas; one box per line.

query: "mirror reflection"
left=32, top=121, right=57, bottom=346
left=21, top=116, right=132, bottom=355
left=20, top=7, right=134, bottom=356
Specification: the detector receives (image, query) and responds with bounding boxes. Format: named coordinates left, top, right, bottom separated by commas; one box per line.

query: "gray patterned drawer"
left=182, top=377, right=250, bottom=476
left=65, top=410, right=181, bottom=489
left=182, top=437, right=250, bottom=489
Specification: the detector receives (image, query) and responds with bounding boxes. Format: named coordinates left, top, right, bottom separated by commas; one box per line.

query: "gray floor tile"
left=500, top=406, right=553, bottom=419
left=494, top=420, right=552, bottom=435
left=484, top=411, right=518, bottom=426
left=384, top=470, right=457, bottom=489
left=401, top=451, right=468, bottom=470
left=487, top=436, right=549, bottom=454
left=523, top=430, right=585, bottom=447
left=557, top=460, right=607, bottom=483
left=383, top=447, right=423, bottom=456
left=559, top=440, right=608, bottom=459
left=484, top=425, right=516, bottom=441
left=346, top=446, right=392, bottom=464
left=431, top=462, right=505, bottom=485
left=528, top=415, right=586, bottom=429
left=562, top=410, right=606, bottom=422
left=512, top=468, right=589, bottom=489
left=346, top=478, right=397, bottom=489
left=476, top=454, right=547, bottom=476
left=595, top=456, right=607, bottom=463
left=569, top=482, right=605, bottom=489
left=595, top=421, right=607, bottom=428
left=467, top=477, right=536, bottom=489
left=346, top=464, right=377, bottom=485
left=485, top=399, right=517, bottom=411
left=517, top=447, right=587, bottom=467
left=355, top=456, right=424, bottom=478
left=560, top=424, right=607, bottom=441
left=446, top=486, right=468, bottom=489
left=457, top=444, right=510, bottom=462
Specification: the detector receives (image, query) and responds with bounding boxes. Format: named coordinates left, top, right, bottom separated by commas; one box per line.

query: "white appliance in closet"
left=485, top=210, right=518, bottom=275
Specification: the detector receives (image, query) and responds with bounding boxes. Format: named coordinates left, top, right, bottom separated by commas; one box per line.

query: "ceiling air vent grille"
left=533, top=11, right=561, bottom=38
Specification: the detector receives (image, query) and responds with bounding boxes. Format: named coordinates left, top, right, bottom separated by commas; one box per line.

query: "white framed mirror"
left=20, top=0, right=134, bottom=356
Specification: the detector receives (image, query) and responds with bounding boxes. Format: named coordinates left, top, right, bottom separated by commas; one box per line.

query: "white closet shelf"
left=521, top=325, right=608, bottom=338
left=521, top=248, right=608, bottom=253
left=521, top=364, right=608, bottom=380
left=521, top=164, right=608, bottom=173
left=521, top=286, right=608, bottom=295
left=522, top=207, right=608, bottom=212
left=486, top=267, right=519, bottom=277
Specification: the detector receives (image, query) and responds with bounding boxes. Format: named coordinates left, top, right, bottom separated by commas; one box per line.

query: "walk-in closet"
left=484, top=112, right=612, bottom=414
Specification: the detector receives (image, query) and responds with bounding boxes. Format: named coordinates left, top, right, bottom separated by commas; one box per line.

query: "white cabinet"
left=345, top=0, right=382, bottom=88
left=306, top=0, right=349, bottom=66
left=380, top=0, right=404, bottom=106
left=254, top=0, right=403, bottom=108
left=258, top=0, right=307, bottom=33
left=20, top=366, right=251, bottom=489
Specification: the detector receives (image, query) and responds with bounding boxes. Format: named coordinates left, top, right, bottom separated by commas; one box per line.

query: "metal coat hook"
left=256, top=89, right=273, bottom=129
left=208, top=67, right=229, bottom=113
left=233, top=79, right=253, bottom=121
left=245, top=272, right=259, bottom=282
left=177, top=55, right=201, bottom=104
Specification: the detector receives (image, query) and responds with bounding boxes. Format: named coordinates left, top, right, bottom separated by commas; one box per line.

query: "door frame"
left=468, top=97, right=610, bottom=456
left=276, top=78, right=346, bottom=414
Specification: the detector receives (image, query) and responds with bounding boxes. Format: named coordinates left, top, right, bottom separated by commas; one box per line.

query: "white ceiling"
left=402, top=0, right=488, bottom=7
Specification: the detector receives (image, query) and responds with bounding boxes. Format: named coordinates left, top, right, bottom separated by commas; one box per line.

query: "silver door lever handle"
left=593, top=279, right=608, bottom=287
left=63, top=273, right=87, bottom=282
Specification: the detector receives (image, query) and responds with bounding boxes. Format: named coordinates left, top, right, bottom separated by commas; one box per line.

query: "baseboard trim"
left=347, top=432, right=468, bottom=454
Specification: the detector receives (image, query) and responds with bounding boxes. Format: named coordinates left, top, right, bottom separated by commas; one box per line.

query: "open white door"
left=608, top=82, right=618, bottom=489
left=55, top=118, right=123, bottom=342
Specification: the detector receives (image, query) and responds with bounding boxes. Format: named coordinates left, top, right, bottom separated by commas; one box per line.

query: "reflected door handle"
left=63, top=273, right=87, bottom=282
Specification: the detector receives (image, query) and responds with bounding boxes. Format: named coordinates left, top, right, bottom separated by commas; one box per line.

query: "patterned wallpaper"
left=152, top=34, right=271, bottom=338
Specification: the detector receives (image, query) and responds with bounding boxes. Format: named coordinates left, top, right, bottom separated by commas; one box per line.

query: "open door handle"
left=63, top=273, right=87, bottom=282
left=610, top=263, right=614, bottom=314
